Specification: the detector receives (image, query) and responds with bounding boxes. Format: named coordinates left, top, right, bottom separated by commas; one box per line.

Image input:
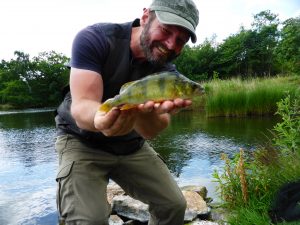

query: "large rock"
left=112, top=195, right=150, bottom=222
left=181, top=185, right=208, bottom=199
left=107, top=183, right=125, bottom=205
left=111, top=191, right=210, bottom=223
left=109, top=214, right=124, bottom=225
left=183, top=190, right=211, bottom=221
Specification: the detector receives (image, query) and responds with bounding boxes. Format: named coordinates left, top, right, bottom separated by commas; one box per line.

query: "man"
left=55, top=0, right=199, bottom=224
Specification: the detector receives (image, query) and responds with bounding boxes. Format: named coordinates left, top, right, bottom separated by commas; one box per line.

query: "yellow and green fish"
left=99, top=71, right=205, bottom=112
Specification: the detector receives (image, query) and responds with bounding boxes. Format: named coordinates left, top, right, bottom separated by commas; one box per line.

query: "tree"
left=0, top=80, right=33, bottom=106
left=251, top=10, right=280, bottom=76
left=276, top=16, right=300, bottom=73
left=214, top=28, right=252, bottom=77
left=31, top=51, right=69, bottom=106
left=0, top=51, right=69, bottom=108
left=174, top=38, right=218, bottom=80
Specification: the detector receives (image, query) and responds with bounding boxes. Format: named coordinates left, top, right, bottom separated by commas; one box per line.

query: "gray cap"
left=149, top=0, right=199, bottom=43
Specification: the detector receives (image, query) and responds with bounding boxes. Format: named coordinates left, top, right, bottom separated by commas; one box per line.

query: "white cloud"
left=0, top=0, right=299, bottom=60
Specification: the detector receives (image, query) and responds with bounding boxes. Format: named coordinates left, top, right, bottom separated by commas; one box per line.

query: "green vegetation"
left=0, top=51, right=69, bottom=109
left=213, top=95, right=300, bottom=224
left=203, top=75, right=300, bottom=117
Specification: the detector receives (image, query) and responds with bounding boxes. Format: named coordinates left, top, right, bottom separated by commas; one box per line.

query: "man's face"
left=140, top=13, right=190, bottom=66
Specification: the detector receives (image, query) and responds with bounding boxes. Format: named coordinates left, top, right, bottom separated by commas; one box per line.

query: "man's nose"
left=164, top=36, right=177, bottom=51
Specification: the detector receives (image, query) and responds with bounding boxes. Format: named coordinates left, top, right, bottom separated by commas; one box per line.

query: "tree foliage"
left=0, top=51, right=69, bottom=108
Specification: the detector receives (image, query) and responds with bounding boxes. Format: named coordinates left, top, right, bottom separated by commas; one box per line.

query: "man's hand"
left=93, top=98, right=192, bottom=138
left=94, top=107, right=138, bottom=137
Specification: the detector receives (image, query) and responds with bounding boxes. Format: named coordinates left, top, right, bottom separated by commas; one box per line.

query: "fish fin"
left=120, top=104, right=137, bottom=110
left=119, top=80, right=137, bottom=93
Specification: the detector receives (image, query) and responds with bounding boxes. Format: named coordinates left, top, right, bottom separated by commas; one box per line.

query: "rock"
left=112, top=195, right=150, bottom=223
left=188, top=218, right=219, bottom=225
left=181, top=185, right=208, bottom=199
left=109, top=183, right=214, bottom=224
left=183, top=190, right=211, bottom=221
left=107, top=183, right=126, bottom=205
left=109, top=214, right=124, bottom=225
left=112, top=190, right=211, bottom=223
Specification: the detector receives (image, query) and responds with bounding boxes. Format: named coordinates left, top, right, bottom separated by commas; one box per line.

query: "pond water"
left=0, top=109, right=278, bottom=225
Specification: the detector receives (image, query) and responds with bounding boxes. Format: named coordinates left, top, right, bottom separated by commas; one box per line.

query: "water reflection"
left=0, top=110, right=57, bottom=225
left=150, top=111, right=278, bottom=191
left=0, top=110, right=278, bottom=225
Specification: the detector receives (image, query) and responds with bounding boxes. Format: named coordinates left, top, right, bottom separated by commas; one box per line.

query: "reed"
left=203, top=75, right=299, bottom=117
left=236, top=149, right=248, bottom=203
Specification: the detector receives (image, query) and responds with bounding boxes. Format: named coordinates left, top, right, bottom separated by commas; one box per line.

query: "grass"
left=213, top=94, right=300, bottom=224
left=202, top=75, right=300, bottom=117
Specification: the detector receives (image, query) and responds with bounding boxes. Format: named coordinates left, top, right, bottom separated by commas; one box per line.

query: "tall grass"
left=213, top=94, right=300, bottom=224
left=203, top=76, right=299, bottom=117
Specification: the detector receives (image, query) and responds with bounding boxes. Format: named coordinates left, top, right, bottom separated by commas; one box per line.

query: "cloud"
left=0, top=0, right=299, bottom=60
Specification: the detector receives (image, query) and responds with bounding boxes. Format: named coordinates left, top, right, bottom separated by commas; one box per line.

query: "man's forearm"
left=71, top=100, right=100, bottom=132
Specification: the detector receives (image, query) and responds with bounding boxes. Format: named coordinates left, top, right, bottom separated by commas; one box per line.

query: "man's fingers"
left=94, top=107, right=120, bottom=130
left=96, top=108, right=138, bottom=136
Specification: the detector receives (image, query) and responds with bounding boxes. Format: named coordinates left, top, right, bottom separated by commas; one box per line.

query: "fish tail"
left=98, top=99, right=114, bottom=113
left=98, top=103, right=110, bottom=113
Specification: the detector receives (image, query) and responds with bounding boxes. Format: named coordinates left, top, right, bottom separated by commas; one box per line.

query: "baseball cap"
left=149, top=0, right=199, bottom=43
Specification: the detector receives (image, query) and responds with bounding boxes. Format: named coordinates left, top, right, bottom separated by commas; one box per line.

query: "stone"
left=183, top=190, right=211, bottom=221
left=112, top=195, right=150, bottom=223
left=181, top=185, right=208, bottom=199
left=107, top=183, right=125, bottom=205
left=108, top=183, right=214, bottom=224
left=188, top=218, right=220, bottom=225
left=109, top=214, right=124, bottom=225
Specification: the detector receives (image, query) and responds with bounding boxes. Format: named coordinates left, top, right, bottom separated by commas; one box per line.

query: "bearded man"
left=55, top=0, right=199, bottom=224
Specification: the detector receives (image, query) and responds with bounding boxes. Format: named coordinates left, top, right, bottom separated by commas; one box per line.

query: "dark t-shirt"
left=55, top=19, right=177, bottom=155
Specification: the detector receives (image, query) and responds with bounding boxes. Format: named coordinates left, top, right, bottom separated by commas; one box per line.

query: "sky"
left=0, top=0, right=299, bottom=61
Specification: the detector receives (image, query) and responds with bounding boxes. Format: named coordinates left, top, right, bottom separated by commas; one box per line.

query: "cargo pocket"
left=56, top=162, right=74, bottom=181
left=56, top=162, right=74, bottom=218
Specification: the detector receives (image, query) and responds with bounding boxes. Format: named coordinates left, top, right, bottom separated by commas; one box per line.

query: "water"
left=0, top=109, right=277, bottom=225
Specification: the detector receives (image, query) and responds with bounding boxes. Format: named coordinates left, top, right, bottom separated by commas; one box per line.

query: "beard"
left=140, top=21, right=178, bottom=66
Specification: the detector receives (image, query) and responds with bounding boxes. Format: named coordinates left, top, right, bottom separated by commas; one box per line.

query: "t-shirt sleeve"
left=70, top=25, right=109, bottom=75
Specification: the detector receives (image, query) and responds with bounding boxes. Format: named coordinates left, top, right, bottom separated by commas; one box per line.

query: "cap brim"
left=155, top=11, right=197, bottom=43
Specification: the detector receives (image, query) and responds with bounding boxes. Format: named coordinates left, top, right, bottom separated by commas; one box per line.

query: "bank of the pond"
left=212, top=94, right=300, bottom=225
left=2, top=75, right=299, bottom=119
left=200, top=75, right=300, bottom=117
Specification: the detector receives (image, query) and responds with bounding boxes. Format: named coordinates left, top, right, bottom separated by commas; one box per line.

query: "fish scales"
left=98, top=71, right=204, bottom=112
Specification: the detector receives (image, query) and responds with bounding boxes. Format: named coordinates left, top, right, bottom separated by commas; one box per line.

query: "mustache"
left=152, top=42, right=177, bottom=59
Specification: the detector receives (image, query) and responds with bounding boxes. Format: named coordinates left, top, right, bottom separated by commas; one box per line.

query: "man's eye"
left=161, top=27, right=169, bottom=34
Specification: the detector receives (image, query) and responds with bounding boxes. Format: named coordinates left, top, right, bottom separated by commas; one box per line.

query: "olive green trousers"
left=55, top=134, right=186, bottom=225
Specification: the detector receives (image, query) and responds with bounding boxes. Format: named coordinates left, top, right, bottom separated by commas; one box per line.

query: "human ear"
left=140, top=8, right=150, bottom=26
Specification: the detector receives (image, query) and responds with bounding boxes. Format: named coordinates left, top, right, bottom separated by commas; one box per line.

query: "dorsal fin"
left=119, top=80, right=137, bottom=93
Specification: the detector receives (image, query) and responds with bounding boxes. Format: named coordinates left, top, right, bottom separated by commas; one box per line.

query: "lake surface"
left=0, top=109, right=278, bottom=225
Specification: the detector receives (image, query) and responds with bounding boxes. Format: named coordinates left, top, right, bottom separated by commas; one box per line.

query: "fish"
left=98, top=71, right=205, bottom=112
